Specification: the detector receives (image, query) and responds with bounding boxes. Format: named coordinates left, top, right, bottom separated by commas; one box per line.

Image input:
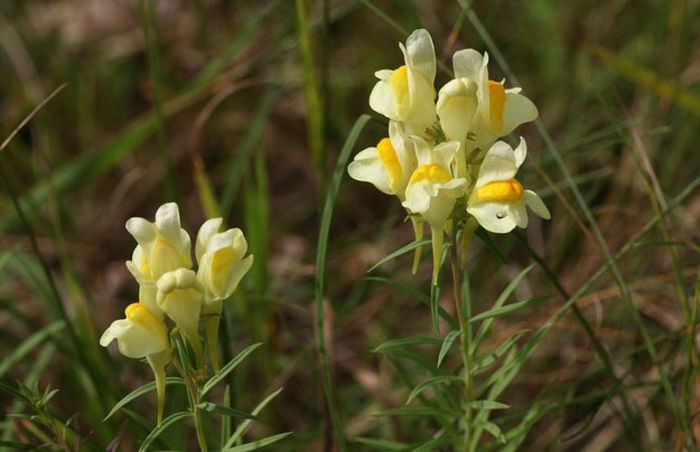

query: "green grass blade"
left=314, top=114, right=371, bottom=452
left=197, top=402, right=257, bottom=420
left=0, top=321, right=64, bottom=378
left=373, top=336, right=443, bottom=353
left=103, top=377, right=184, bottom=421
left=224, top=387, right=284, bottom=448
left=224, top=432, right=292, bottom=452
left=437, top=330, right=460, bottom=368
left=201, top=343, right=262, bottom=397
left=137, top=411, right=190, bottom=452
left=468, top=295, right=550, bottom=324
left=366, top=238, right=430, bottom=273
left=406, top=376, right=463, bottom=405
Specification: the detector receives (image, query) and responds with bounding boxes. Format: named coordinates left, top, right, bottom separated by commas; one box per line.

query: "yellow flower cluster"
left=100, top=203, right=253, bottom=423
left=349, top=29, right=550, bottom=282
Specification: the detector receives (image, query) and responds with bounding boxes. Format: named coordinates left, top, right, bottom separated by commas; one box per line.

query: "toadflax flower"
left=156, top=268, right=204, bottom=361
left=402, top=137, right=468, bottom=284
left=195, top=218, right=254, bottom=371
left=437, top=50, right=538, bottom=154
left=125, top=202, right=192, bottom=286
left=369, top=29, right=437, bottom=134
left=100, top=302, right=170, bottom=423
left=467, top=138, right=550, bottom=233
left=347, top=120, right=416, bottom=197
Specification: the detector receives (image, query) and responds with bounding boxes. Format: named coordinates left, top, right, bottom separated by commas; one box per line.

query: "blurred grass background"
left=0, top=0, right=698, bottom=450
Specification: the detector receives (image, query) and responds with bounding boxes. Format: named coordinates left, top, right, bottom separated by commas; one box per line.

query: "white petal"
left=524, top=190, right=551, bottom=219
left=154, top=202, right=183, bottom=246
left=513, top=137, right=527, bottom=168
left=502, top=91, right=538, bottom=136
left=509, top=201, right=529, bottom=229
left=467, top=201, right=517, bottom=234
left=125, top=217, right=155, bottom=245
left=432, top=141, right=460, bottom=170
left=389, top=120, right=417, bottom=186
left=406, top=70, right=436, bottom=131
left=196, top=218, right=223, bottom=263
left=436, top=78, right=478, bottom=143
left=410, top=136, right=432, bottom=166
left=404, top=29, right=436, bottom=82
left=369, top=79, right=399, bottom=120
left=347, top=147, right=393, bottom=194
left=375, top=69, right=393, bottom=80
left=452, top=49, right=484, bottom=80
left=475, top=141, right=518, bottom=187
left=100, top=319, right=129, bottom=347
left=402, top=180, right=432, bottom=214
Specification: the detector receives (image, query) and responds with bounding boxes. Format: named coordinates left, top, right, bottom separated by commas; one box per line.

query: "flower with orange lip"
left=467, top=138, right=550, bottom=233
left=437, top=50, right=538, bottom=155
left=402, top=137, right=468, bottom=284
left=369, top=29, right=437, bottom=134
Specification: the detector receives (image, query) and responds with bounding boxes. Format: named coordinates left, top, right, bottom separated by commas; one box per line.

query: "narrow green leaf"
left=201, top=343, right=262, bottom=397
left=468, top=400, right=509, bottom=410
left=103, top=377, right=184, bottom=421
left=437, top=330, right=460, bottom=368
left=224, top=432, right=292, bottom=452
left=406, top=376, right=463, bottom=405
left=478, top=421, right=506, bottom=443
left=375, top=406, right=459, bottom=418
left=472, top=330, right=529, bottom=375
left=472, top=265, right=533, bottom=351
left=198, top=402, right=257, bottom=420
left=0, top=321, right=64, bottom=378
left=367, top=238, right=431, bottom=273
left=137, top=411, right=190, bottom=452
left=224, top=387, right=284, bottom=449
left=352, top=437, right=410, bottom=451
left=468, top=295, right=550, bottom=324
left=373, top=336, right=443, bottom=353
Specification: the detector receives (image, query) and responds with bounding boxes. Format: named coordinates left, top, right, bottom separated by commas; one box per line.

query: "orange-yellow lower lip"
left=409, top=164, right=452, bottom=185
left=376, top=137, right=403, bottom=188
left=488, top=80, right=505, bottom=130
left=473, top=179, right=523, bottom=203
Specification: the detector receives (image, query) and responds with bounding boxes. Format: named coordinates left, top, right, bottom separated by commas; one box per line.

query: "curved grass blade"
left=137, top=411, right=190, bottom=452
left=224, top=432, right=292, bottom=452
left=314, top=114, right=371, bottom=452
left=201, top=343, right=262, bottom=397
left=0, top=321, right=64, bottom=379
left=468, top=295, right=550, bottom=324
left=352, top=437, right=410, bottom=451
left=367, top=238, right=430, bottom=273
left=406, top=375, right=463, bottom=405
left=437, top=330, right=460, bottom=368
left=198, top=402, right=257, bottom=420
left=373, top=336, right=443, bottom=353
left=224, top=387, right=284, bottom=448
left=103, top=377, right=184, bottom=421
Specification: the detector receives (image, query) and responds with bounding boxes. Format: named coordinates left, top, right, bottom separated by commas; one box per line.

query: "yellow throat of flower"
left=474, top=179, right=524, bottom=203
left=487, top=80, right=506, bottom=131
left=125, top=302, right=162, bottom=331
left=391, top=65, right=410, bottom=113
left=409, top=164, right=452, bottom=185
left=376, top=138, right=403, bottom=189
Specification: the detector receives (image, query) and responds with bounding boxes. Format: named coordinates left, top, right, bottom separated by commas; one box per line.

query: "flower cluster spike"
left=100, top=203, right=253, bottom=424
left=349, top=29, right=550, bottom=283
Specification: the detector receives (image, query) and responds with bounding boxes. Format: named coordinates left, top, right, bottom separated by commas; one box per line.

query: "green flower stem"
left=450, top=230, right=473, bottom=449
left=193, top=401, right=208, bottom=452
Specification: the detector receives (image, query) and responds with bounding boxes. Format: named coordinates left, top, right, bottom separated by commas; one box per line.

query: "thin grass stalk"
left=139, top=0, right=177, bottom=201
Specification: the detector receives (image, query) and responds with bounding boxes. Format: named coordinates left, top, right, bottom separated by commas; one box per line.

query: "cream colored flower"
left=100, top=302, right=168, bottom=359
left=156, top=268, right=203, bottom=358
left=402, top=137, right=468, bottom=283
left=467, top=138, right=550, bottom=233
left=196, top=219, right=254, bottom=303
left=100, top=302, right=170, bottom=423
left=195, top=219, right=254, bottom=372
left=347, top=121, right=417, bottom=198
left=369, top=29, right=436, bottom=133
left=438, top=50, right=538, bottom=152
left=125, top=203, right=192, bottom=285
